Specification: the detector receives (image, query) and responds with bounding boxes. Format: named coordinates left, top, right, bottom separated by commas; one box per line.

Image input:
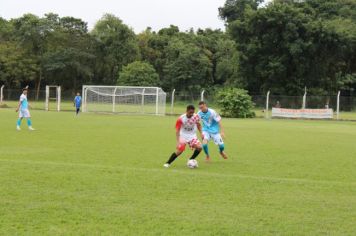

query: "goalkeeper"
left=74, top=92, right=82, bottom=115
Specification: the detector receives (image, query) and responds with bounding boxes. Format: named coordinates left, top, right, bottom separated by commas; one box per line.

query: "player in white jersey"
left=164, top=105, right=203, bottom=168
left=16, top=87, right=35, bottom=131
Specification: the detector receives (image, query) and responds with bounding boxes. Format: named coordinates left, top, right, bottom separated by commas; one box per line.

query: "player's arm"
left=214, top=111, right=225, bottom=138
left=16, top=100, right=21, bottom=112
left=197, top=122, right=203, bottom=138
left=175, top=118, right=182, bottom=147
left=218, top=121, right=225, bottom=138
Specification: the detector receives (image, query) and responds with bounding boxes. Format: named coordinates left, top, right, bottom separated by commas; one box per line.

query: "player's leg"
left=213, top=133, right=227, bottom=159
left=76, top=107, right=80, bottom=115
left=164, top=139, right=186, bottom=168
left=16, top=117, right=23, bottom=130
left=189, top=140, right=202, bottom=160
left=202, top=131, right=211, bottom=161
left=24, top=110, right=34, bottom=130
left=26, top=118, right=34, bottom=130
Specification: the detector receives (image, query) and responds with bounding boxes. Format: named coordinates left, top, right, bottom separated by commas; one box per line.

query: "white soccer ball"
left=187, top=159, right=198, bottom=169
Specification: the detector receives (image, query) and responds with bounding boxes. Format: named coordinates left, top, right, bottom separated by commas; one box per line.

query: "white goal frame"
left=45, top=85, right=61, bottom=111
left=82, top=85, right=167, bottom=115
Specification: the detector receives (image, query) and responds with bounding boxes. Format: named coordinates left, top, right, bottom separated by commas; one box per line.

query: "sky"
left=0, top=0, right=231, bottom=33
left=0, top=0, right=273, bottom=33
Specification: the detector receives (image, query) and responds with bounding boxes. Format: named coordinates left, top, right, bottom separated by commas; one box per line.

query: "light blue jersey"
left=74, top=96, right=82, bottom=108
left=198, top=108, right=222, bottom=134
left=20, top=94, right=28, bottom=110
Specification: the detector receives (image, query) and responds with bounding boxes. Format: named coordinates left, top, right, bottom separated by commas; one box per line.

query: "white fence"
left=1, top=86, right=356, bottom=120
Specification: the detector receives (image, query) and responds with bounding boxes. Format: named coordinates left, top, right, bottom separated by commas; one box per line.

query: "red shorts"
left=177, top=137, right=201, bottom=152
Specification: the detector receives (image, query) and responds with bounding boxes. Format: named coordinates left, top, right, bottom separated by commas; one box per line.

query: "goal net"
left=82, top=86, right=167, bottom=115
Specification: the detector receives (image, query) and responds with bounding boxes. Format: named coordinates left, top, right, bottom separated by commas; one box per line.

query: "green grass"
left=0, top=108, right=356, bottom=235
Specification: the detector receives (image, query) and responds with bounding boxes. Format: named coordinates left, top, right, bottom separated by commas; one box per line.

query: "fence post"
left=45, top=86, right=49, bottom=111
left=155, top=87, right=159, bottom=115
left=112, top=87, right=118, bottom=113
left=201, top=90, right=205, bottom=101
left=0, top=85, right=4, bottom=103
left=57, top=86, right=61, bottom=112
left=265, top=90, right=270, bottom=119
left=302, top=87, right=307, bottom=109
left=170, top=89, right=175, bottom=115
left=336, top=91, right=340, bottom=120
left=82, top=86, right=86, bottom=112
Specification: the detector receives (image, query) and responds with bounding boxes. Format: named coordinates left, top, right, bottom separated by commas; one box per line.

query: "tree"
left=215, top=38, right=243, bottom=87
left=91, top=14, right=140, bottom=85
left=163, top=38, right=213, bottom=93
left=219, top=0, right=263, bottom=22
left=117, top=61, right=159, bottom=86
left=220, top=0, right=356, bottom=95
left=11, top=14, right=50, bottom=99
left=0, top=41, right=37, bottom=88
left=42, top=14, right=94, bottom=92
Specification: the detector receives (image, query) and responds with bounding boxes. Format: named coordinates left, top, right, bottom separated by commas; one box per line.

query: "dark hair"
left=22, top=88, right=28, bottom=91
left=198, top=101, right=206, bottom=106
left=186, top=105, right=195, bottom=111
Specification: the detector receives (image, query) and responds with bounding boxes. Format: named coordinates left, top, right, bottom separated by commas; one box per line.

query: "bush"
left=118, top=61, right=159, bottom=86
left=216, top=88, right=255, bottom=118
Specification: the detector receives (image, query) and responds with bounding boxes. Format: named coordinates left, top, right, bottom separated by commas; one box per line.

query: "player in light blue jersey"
left=198, top=101, right=227, bottom=161
left=16, top=87, right=35, bottom=131
left=74, top=92, right=82, bottom=115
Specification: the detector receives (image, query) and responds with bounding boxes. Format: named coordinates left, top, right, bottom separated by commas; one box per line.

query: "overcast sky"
left=0, top=0, right=273, bottom=32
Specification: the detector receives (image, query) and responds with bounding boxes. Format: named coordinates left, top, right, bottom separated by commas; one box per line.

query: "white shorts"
left=19, top=109, right=31, bottom=118
left=203, top=131, right=224, bottom=145
left=178, top=135, right=201, bottom=151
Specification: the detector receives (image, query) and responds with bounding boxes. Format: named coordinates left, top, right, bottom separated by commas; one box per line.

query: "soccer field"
left=0, top=109, right=355, bottom=235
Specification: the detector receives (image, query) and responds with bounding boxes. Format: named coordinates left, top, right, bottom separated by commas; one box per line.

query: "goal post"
left=82, top=85, right=167, bottom=115
left=45, top=85, right=61, bottom=111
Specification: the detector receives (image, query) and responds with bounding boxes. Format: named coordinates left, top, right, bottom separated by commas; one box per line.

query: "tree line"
left=0, top=0, right=355, bottom=99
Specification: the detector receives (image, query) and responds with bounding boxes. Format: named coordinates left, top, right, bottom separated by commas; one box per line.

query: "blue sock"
left=17, top=118, right=22, bottom=126
left=27, top=119, right=32, bottom=127
left=203, top=144, right=209, bottom=156
left=219, top=144, right=225, bottom=153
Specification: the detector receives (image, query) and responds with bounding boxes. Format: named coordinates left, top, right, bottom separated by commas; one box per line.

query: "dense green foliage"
left=0, top=16, right=238, bottom=96
left=220, top=0, right=356, bottom=95
left=118, top=61, right=159, bottom=86
left=217, top=88, right=256, bottom=118
left=1, top=109, right=355, bottom=234
left=1, top=0, right=356, bottom=97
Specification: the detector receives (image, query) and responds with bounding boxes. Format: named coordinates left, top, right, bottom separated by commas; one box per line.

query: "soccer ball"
left=187, top=159, right=198, bottom=169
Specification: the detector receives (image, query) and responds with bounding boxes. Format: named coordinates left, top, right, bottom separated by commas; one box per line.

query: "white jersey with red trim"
left=175, top=113, right=200, bottom=140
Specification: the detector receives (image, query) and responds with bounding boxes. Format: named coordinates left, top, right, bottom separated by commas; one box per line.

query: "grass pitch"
left=0, top=109, right=355, bottom=235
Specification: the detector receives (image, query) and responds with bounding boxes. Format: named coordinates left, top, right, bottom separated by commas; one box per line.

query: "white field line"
left=0, top=158, right=355, bottom=186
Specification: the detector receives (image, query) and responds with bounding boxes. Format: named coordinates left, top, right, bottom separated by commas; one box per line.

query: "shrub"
left=216, top=88, right=255, bottom=118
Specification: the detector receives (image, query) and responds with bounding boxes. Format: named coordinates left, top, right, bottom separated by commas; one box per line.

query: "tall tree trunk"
left=73, top=71, right=77, bottom=94
left=35, top=69, right=42, bottom=101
